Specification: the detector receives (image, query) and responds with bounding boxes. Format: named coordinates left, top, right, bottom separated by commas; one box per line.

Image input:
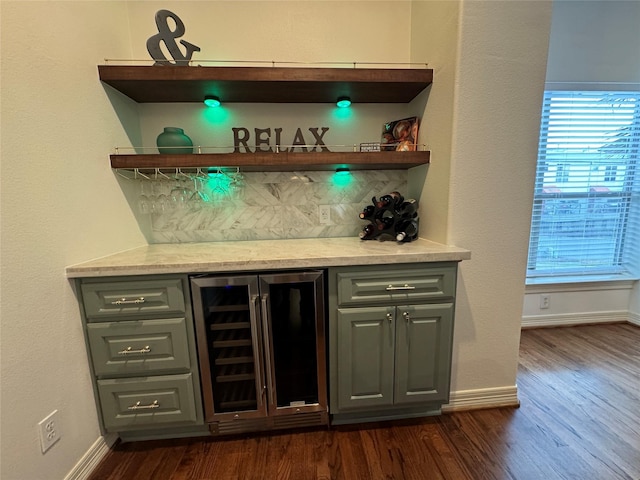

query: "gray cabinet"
left=329, top=263, right=457, bottom=425
left=77, top=275, right=205, bottom=439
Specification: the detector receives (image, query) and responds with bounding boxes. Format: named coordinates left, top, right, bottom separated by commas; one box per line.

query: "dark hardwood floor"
left=88, top=323, right=640, bottom=480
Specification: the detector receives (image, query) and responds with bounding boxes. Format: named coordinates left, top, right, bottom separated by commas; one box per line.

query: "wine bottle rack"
left=215, top=363, right=255, bottom=383
left=358, top=191, right=419, bottom=242
left=217, top=381, right=257, bottom=411
left=203, top=285, right=259, bottom=414
left=214, top=346, right=254, bottom=365
left=211, top=328, right=253, bottom=348
left=209, top=311, right=251, bottom=330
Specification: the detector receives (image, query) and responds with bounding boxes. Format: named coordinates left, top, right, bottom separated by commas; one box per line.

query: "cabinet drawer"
left=81, top=278, right=185, bottom=320
left=87, top=318, right=191, bottom=376
left=97, top=373, right=197, bottom=431
left=336, top=265, right=456, bottom=306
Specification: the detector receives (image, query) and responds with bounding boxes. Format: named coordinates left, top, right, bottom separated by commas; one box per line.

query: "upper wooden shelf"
left=110, top=151, right=430, bottom=172
left=98, top=65, right=433, bottom=103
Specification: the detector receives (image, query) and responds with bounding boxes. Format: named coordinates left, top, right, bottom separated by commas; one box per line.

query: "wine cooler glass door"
left=259, top=271, right=327, bottom=416
left=191, top=276, right=267, bottom=421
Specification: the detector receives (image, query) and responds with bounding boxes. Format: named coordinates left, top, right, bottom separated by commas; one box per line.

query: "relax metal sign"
left=232, top=127, right=331, bottom=153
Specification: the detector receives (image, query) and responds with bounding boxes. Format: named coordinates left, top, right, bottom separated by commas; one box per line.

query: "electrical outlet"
left=539, top=294, right=550, bottom=310
left=319, top=205, right=331, bottom=224
left=38, top=410, right=60, bottom=453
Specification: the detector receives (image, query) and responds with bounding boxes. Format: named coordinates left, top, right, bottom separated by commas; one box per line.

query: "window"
left=527, top=90, right=640, bottom=281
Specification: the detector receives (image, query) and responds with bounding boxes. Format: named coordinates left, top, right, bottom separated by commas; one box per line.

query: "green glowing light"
left=201, top=104, right=231, bottom=124
left=204, top=96, right=221, bottom=107
left=336, top=97, right=351, bottom=108
left=332, top=168, right=353, bottom=187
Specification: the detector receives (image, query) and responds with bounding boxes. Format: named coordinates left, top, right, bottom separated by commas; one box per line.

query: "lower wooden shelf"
left=110, top=150, right=430, bottom=172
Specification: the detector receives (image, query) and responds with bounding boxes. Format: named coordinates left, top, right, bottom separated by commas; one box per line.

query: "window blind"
left=527, top=90, right=640, bottom=280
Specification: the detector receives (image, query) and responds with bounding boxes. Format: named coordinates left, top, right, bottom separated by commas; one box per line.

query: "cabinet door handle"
left=111, top=297, right=145, bottom=305
left=386, top=284, right=415, bottom=291
left=118, top=346, right=151, bottom=355
left=386, top=313, right=393, bottom=324
left=403, top=312, right=411, bottom=347
left=127, top=400, right=159, bottom=410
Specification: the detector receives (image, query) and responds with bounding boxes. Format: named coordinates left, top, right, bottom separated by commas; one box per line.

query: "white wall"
left=446, top=1, right=552, bottom=392
left=523, top=281, right=634, bottom=328
left=629, top=283, right=640, bottom=326
left=546, top=0, right=640, bottom=85
left=0, top=2, right=146, bottom=479
left=409, top=1, right=460, bottom=244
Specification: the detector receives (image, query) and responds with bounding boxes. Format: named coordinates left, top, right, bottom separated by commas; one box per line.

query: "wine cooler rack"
left=203, top=285, right=259, bottom=414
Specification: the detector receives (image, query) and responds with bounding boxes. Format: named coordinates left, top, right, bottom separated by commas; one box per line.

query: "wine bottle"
left=359, top=223, right=376, bottom=240
left=376, top=194, right=395, bottom=209
left=389, top=191, right=405, bottom=206
left=396, top=219, right=419, bottom=242
left=359, top=205, right=376, bottom=220
left=376, top=215, right=394, bottom=231
left=396, top=199, right=418, bottom=217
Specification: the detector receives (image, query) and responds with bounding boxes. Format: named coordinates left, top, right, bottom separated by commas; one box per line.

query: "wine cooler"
left=190, top=271, right=328, bottom=435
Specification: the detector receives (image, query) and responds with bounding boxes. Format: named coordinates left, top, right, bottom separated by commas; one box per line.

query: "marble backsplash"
left=134, top=170, right=408, bottom=243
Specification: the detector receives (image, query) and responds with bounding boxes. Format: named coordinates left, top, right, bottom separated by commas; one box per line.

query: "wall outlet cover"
left=38, top=410, right=60, bottom=453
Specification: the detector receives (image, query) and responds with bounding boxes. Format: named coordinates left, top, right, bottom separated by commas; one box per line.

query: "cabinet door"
left=337, top=306, right=395, bottom=410
left=190, top=276, right=267, bottom=422
left=335, top=265, right=456, bottom=307
left=394, top=303, right=454, bottom=405
left=97, top=373, right=197, bottom=431
left=81, top=278, right=185, bottom=320
left=87, top=317, right=191, bottom=376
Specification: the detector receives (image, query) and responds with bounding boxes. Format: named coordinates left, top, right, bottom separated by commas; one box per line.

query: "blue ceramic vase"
left=156, top=127, right=193, bottom=154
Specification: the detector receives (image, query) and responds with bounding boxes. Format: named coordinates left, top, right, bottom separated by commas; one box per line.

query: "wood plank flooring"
left=88, top=323, right=640, bottom=480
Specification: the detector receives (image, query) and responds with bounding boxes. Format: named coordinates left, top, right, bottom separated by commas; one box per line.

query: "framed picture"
left=381, top=116, right=419, bottom=151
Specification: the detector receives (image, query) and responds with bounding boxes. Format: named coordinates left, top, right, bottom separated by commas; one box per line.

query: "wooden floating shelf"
left=98, top=65, right=433, bottom=104
left=110, top=151, right=430, bottom=172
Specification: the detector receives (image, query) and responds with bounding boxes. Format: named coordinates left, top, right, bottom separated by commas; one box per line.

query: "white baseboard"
left=442, top=385, right=519, bottom=413
left=64, top=434, right=118, bottom=480
left=628, top=311, right=640, bottom=326
left=521, top=310, right=628, bottom=329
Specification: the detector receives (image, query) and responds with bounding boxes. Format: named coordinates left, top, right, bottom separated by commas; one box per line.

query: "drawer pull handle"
left=111, top=297, right=146, bottom=305
left=128, top=400, right=159, bottom=410
left=118, top=346, right=151, bottom=355
left=386, top=284, right=416, bottom=291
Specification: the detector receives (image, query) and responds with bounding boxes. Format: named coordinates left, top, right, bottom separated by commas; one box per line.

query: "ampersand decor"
left=146, top=10, right=200, bottom=66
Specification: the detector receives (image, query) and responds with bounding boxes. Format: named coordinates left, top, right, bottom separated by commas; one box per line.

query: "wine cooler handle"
left=249, top=294, right=266, bottom=409
left=260, top=294, right=276, bottom=409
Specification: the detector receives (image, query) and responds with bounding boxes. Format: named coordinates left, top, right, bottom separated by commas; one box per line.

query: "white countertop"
left=65, top=237, right=471, bottom=278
